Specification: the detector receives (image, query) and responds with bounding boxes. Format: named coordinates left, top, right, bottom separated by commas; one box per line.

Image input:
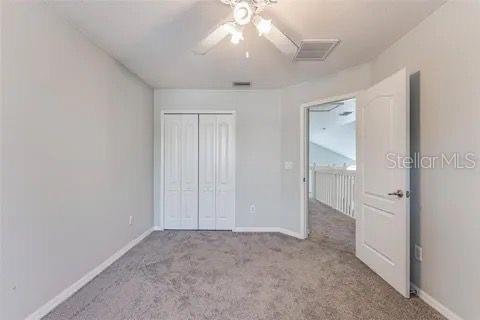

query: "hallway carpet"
left=44, top=200, right=444, bottom=320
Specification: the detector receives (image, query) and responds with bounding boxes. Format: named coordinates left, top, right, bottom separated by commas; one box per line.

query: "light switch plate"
left=414, top=244, right=423, bottom=262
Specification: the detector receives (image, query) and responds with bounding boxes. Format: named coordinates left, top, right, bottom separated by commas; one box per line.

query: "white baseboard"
left=233, top=227, right=279, bottom=233
left=410, top=283, right=463, bottom=320
left=233, top=227, right=304, bottom=239
left=277, top=227, right=305, bottom=239
left=25, top=227, right=154, bottom=320
left=157, top=226, right=305, bottom=239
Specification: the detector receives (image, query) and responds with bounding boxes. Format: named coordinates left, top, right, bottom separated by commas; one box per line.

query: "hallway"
left=308, top=199, right=355, bottom=254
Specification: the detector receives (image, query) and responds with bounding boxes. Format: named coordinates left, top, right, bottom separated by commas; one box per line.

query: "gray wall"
left=280, top=1, right=479, bottom=318
left=370, top=2, right=479, bottom=319
left=0, top=2, right=154, bottom=319
left=2, top=1, right=477, bottom=319
left=279, top=64, right=372, bottom=234
left=309, top=143, right=354, bottom=167
left=155, top=89, right=282, bottom=228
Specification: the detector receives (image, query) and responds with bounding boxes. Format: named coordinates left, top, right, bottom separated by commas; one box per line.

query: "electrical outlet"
left=414, top=244, right=423, bottom=262
left=249, top=204, right=256, bottom=214
left=129, top=216, right=134, bottom=226
left=284, top=161, right=294, bottom=170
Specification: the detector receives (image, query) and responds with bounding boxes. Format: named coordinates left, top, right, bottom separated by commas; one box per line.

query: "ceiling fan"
left=193, top=0, right=298, bottom=56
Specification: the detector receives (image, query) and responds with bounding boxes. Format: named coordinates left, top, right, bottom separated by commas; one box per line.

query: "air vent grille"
left=294, top=39, right=340, bottom=61
left=233, top=81, right=251, bottom=87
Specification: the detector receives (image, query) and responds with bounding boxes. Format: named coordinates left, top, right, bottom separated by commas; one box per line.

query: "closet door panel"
left=215, top=115, right=235, bottom=230
left=163, top=115, right=182, bottom=229
left=199, top=115, right=216, bottom=230
left=180, top=114, right=199, bottom=229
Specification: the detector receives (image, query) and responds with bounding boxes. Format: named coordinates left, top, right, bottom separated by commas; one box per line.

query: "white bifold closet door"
left=164, top=114, right=199, bottom=229
left=199, top=114, right=235, bottom=230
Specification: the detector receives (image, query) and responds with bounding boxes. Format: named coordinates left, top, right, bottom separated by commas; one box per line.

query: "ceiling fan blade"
left=193, top=23, right=230, bottom=55
left=263, top=22, right=299, bottom=57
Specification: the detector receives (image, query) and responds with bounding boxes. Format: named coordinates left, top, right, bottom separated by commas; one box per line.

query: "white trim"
left=231, top=114, right=237, bottom=230
left=410, top=283, right=464, bottom=320
left=155, top=108, right=236, bottom=231
left=233, top=227, right=304, bottom=239
left=277, top=228, right=305, bottom=239
left=25, top=228, right=154, bottom=320
left=300, top=92, right=361, bottom=110
left=153, top=106, right=163, bottom=229
left=233, top=227, right=279, bottom=233
left=299, top=92, right=359, bottom=239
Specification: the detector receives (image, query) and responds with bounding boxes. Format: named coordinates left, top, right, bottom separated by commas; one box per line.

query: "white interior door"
left=180, top=114, right=199, bottom=229
left=164, top=114, right=198, bottom=229
left=356, top=69, right=410, bottom=297
left=199, top=115, right=216, bottom=230
left=215, top=115, right=235, bottom=230
left=163, top=115, right=182, bottom=229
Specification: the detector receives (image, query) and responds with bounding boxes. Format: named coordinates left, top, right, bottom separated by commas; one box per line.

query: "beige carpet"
left=43, top=200, right=444, bottom=320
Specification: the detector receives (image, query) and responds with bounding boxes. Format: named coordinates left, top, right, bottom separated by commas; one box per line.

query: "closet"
left=163, top=113, right=235, bottom=230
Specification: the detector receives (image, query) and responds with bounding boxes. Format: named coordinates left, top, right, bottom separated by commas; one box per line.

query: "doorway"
left=299, top=68, right=411, bottom=298
left=307, top=98, right=357, bottom=253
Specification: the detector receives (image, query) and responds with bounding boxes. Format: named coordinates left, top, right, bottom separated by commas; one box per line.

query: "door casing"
left=299, top=92, right=360, bottom=239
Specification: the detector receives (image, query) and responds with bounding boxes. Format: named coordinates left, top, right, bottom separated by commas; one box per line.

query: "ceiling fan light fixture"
left=253, top=16, right=272, bottom=36
left=230, top=32, right=244, bottom=44
left=233, top=2, right=253, bottom=25
left=194, top=0, right=295, bottom=56
left=224, top=23, right=244, bottom=44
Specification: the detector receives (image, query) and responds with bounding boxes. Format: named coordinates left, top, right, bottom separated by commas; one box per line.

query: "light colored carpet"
left=43, top=200, right=444, bottom=320
left=307, top=199, right=356, bottom=254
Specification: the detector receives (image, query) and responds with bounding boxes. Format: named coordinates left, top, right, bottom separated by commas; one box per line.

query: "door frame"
left=154, top=109, right=236, bottom=231
left=299, top=92, right=359, bottom=239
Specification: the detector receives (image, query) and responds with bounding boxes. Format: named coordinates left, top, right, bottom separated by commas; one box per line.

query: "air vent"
left=233, top=81, right=251, bottom=87
left=294, top=39, right=340, bottom=61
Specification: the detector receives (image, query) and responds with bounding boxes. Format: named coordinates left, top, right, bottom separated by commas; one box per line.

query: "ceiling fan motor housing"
left=233, top=1, right=254, bottom=25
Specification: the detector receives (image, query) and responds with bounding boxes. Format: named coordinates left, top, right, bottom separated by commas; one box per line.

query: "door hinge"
left=303, top=177, right=306, bottom=182
left=406, top=191, right=410, bottom=198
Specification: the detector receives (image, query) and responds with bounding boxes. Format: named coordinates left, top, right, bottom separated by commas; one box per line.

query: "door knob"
left=388, top=190, right=404, bottom=198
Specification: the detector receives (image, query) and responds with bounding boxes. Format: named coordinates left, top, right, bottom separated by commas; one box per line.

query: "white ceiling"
left=310, top=99, right=355, bottom=159
left=47, top=0, right=445, bottom=89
